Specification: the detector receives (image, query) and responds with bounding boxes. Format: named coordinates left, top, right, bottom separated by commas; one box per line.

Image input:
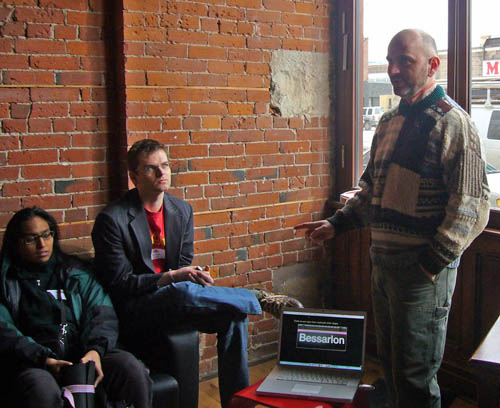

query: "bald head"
left=389, top=29, right=438, bottom=59
left=386, top=29, right=440, bottom=102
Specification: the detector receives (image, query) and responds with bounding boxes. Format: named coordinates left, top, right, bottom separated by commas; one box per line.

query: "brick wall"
left=0, top=0, right=331, bottom=378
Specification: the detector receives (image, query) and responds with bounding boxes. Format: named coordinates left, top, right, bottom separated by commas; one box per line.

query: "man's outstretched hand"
left=294, top=220, right=335, bottom=245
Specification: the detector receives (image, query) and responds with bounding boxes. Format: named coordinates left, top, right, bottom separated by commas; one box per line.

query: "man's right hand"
left=294, top=220, right=335, bottom=245
left=158, top=265, right=214, bottom=287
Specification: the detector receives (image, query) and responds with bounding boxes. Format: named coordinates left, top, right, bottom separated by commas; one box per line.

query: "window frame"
left=333, top=0, right=500, bottom=228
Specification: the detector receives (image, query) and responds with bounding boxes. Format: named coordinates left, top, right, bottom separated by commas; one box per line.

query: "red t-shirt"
left=145, top=206, right=166, bottom=274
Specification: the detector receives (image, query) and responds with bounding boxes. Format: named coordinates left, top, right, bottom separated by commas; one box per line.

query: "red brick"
left=66, top=11, right=104, bottom=26
left=53, top=118, right=75, bottom=132
left=66, top=41, right=106, bottom=56
left=248, top=269, right=273, bottom=284
left=201, top=117, right=221, bottom=129
left=209, top=144, right=244, bottom=156
left=227, top=74, right=263, bottom=88
left=166, top=58, right=207, bottom=72
left=237, top=22, right=254, bottom=34
left=15, top=38, right=65, bottom=54
left=146, top=72, right=187, bottom=86
left=21, top=195, right=72, bottom=209
left=31, top=103, right=68, bottom=117
left=71, top=163, right=108, bottom=178
left=231, top=207, right=265, bottom=222
left=0, top=54, right=29, bottom=69
left=211, top=196, right=248, bottom=211
left=246, top=168, right=278, bottom=180
left=0, top=88, right=30, bottom=103
left=228, top=48, right=265, bottom=62
left=170, top=144, right=208, bottom=159
left=0, top=136, right=20, bottom=150
left=194, top=237, right=229, bottom=254
left=209, top=34, right=246, bottom=48
left=54, top=25, right=77, bottom=39
left=228, top=103, right=254, bottom=115
left=171, top=172, right=208, bottom=187
left=145, top=43, right=187, bottom=57
left=124, top=26, right=166, bottom=42
left=188, top=45, right=227, bottom=60
left=14, top=7, right=65, bottom=23
left=58, top=72, right=103, bottom=86
left=60, top=148, right=105, bottom=163
left=248, top=242, right=280, bottom=258
left=209, top=170, right=245, bottom=184
left=30, top=55, right=79, bottom=70
left=2, top=119, right=27, bottom=133
left=246, top=9, right=281, bottom=23
left=245, top=142, right=278, bottom=155
left=22, top=133, right=70, bottom=148
left=30, top=88, right=80, bottom=102
left=168, top=88, right=208, bottom=101
left=226, top=156, right=261, bottom=169
left=190, top=103, right=227, bottom=116
left=194, top=211, right=231, bottom=227
left=1, top=21, right=26, bottom=36
left=188, top=73, right=227, bottom=87
left=191, top=131, right=228, bottom=144
left=283, top=38, right=314, bottom=51
left=26, top=23, right=51, bottom=38
left=126, top=88, right=168, bottom=102
left=126, top=57, right=167, bottom=71
left=247, top=192, right=280, bottom=206
left=247, top=36, right=281, bottom=50
left=167, top=1, right=207, bottom=16
left=22, top=164, right=71, bottom=179
left=3, top=180, right=52, bottom=197
left=4, top=71, right=55, bottom=85
left=28, top=118, right=52, bottom=133
left=0, top=166, right=19, bottom=180
left=249, top=218, right=281, bottom=234
left=227, top=0, right=261, bottom=8
left=168, top=29, right=207, bottom=45
left=209, top=89, right=246, bottom=102
left=208, top=6, right=245, bottom=20
left=0, top=197, right=22, bottom=213
left=265, top=229, right=294, bottom=242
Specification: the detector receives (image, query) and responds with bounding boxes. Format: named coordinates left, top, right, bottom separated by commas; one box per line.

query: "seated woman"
left=0, top=207, right=153, bottom=408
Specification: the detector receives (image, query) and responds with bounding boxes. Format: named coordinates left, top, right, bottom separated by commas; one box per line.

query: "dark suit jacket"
left=91, top=188, right=194, bottom=312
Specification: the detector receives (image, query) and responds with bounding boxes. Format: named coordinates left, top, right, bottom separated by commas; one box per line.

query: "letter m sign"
left=483, top=60, right=500, bottom=77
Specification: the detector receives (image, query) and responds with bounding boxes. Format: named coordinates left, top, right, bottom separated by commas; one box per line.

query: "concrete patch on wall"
left=270, top=50, right=330, bottom=119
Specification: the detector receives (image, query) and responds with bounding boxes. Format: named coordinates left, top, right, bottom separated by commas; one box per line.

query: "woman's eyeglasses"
left=20, top=230, right=54, bottom=245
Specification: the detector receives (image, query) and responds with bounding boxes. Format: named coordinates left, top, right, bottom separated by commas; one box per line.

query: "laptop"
left=256, top=307, right=367, bottom=403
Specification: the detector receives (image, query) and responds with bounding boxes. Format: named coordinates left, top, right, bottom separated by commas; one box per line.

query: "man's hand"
left=45, top=357, right=73, bottom=377
left=294, top=220, right=335, bottom=245
left=80, top=350, right=103, bottom=387
left=420, top=265, right=437, bottom=282
left=158, top=265, right=214, bottom=287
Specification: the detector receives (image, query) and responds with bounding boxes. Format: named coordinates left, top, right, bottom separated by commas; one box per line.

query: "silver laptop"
left=256, top=307, right=367, bottom=403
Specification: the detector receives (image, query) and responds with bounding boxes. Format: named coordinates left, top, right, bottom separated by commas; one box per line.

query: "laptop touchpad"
left=292, top=384, right=321, bottom=394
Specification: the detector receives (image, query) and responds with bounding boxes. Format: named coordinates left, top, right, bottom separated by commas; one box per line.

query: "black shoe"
left=252, top=289, right=303, bottom=318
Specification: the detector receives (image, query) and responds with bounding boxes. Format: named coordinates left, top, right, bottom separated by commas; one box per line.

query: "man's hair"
left=419, top=30, right=438, bottom=57
left=127, top=139, right=167, bottom=172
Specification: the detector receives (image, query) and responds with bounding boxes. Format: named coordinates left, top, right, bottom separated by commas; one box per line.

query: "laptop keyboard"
left=276, top=368, right=350, bottom=385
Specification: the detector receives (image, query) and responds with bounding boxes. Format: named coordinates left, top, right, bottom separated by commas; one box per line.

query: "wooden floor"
left=199, top=357, right=478, bottom=408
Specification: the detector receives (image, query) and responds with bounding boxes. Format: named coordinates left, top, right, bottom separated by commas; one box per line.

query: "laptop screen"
left=278, top=308, right=366, bottom=371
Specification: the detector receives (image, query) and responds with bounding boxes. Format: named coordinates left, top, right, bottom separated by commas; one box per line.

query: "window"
left=334, top=0, right=500, bottom=225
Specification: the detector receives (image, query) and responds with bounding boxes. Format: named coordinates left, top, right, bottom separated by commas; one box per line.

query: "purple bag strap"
left=62, top=385, right=95, bottom=408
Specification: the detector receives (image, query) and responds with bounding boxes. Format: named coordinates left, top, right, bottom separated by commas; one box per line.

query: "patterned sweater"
left=328, top=86, right=490, bottom=274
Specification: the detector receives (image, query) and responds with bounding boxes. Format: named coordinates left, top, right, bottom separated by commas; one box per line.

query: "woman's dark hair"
left=1, top=207, right=62, bottom=264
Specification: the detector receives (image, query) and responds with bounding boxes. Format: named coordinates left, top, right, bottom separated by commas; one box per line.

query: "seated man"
left=91, top=139, right=302, bottom=407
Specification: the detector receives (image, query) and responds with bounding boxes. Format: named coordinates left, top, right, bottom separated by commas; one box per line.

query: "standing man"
left=92, top=139, right=302, bottom=407
left=295, top=29, right=490, bottom=407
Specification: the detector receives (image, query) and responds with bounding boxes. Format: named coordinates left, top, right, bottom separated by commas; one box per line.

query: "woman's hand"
left=45, top=357, right=73, bottom=376
left=80, top=350, right=103, bottom=387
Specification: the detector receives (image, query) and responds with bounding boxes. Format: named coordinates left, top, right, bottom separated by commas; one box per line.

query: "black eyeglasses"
left=20, top=230, right=54, bottom=245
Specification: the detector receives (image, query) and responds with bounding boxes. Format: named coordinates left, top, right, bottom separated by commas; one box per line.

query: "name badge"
left=152, top=248, right=165, bottom=261
left=47, top=290, right=66, bottom=300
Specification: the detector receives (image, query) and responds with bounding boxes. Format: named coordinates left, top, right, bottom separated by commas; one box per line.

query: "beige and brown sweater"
left=328, top=86, right=490, bottom=274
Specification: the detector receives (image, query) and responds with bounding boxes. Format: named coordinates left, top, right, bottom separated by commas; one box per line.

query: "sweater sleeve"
left=418, top=110, right=490, bottom=274
left=327, top=137, right=376, bottom=234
